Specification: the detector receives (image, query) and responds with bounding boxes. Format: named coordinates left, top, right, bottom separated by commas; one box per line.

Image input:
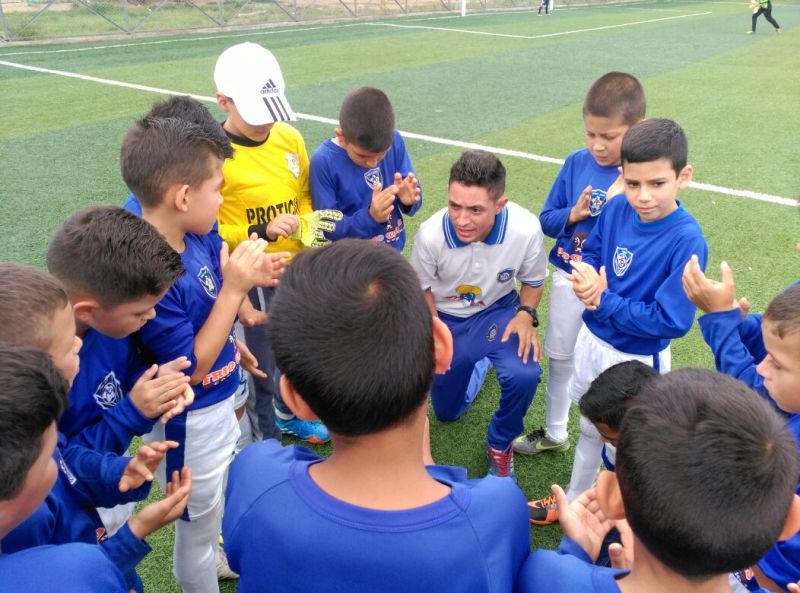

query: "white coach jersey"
left=411, top=201, right=547, bottom=318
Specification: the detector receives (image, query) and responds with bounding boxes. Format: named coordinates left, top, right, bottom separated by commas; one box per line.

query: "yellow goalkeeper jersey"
left=219, top=122, right=312, bottom=256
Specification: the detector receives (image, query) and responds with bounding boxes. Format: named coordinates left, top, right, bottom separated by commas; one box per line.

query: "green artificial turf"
left=1, top=3, right=798, bottom=588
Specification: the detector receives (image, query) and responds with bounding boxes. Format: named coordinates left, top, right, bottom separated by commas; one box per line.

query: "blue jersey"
left=309, top=130, right=422, bottom=251
left=539, top=148, right=622, bottom=274
left=139, top=232, right=239, bottom=411
left=2, top=440, right=150, bottom=583
left=696, top=291, right=800, bottom=590
left=59, top=330, right=152, bottom=455
left=581, top=198, right=708, bottom=355
left=224, top=440, right=530, bottom=593
left=517, top=537, right=628, bottom=593
left=0, top=543, right=128, bottom=593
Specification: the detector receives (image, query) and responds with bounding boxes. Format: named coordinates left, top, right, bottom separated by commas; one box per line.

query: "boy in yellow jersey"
left=214, top=42, right=335, bottom=444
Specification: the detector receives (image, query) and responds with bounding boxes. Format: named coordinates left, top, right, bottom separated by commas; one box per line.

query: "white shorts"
left=568, top=324, right=671, bottom=405
left=97, top=501, right=136, bottom=537
left=543, top=268, right=586, bottom=360
left=146, top=394, right=240, bottom=520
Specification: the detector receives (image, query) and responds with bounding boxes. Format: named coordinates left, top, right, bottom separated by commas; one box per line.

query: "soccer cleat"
left=746, top=30, right=755, bottom=34
left=528, top=495, right=559, bottom=526
left=486, top=443, right=515, bottom=479
left=776, top=27, right=782, bottom=33
left=216, top=538, right=239, bottom=580
left=275, top=414, right=331, bottom=444
left=513, top=428, right=570, bottom=455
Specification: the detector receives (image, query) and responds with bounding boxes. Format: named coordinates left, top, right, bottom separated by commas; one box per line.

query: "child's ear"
left=279, top=375, right=318, bottom=422
left=432, top=317, right=453, bottom=374
left=170, top=184, right=191, bottom=213
left=71, top=298, right=100, bottom=326
left=595, top=470, right=626, bottom=520
left=779, top=495, right=800, bottom=541
left=333, top=128, right=346, bottom=144
left=216, top=93, right=231, bottom=113
left=677, top=164, right=694, bottom=190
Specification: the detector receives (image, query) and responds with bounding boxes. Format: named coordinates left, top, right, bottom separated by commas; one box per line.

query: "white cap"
left=214, top=42, right=296, bottom=126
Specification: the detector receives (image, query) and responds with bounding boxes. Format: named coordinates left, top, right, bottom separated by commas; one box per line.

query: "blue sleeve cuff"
left=100, top=522, right=152, bottom=576
left=557, top=536, right=593, bottom=563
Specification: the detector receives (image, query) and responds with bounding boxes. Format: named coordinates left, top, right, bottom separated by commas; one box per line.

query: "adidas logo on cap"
left=260, top=79, right=280, bottom=96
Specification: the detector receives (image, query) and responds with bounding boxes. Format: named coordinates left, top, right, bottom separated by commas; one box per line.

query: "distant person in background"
left=747, top=0, right=781, bottom=34
left=538, top=0, right=550, bottom=16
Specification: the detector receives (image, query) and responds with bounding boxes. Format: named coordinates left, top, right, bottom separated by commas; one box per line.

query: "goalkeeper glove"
left=291, top=210, right=344, bottom=248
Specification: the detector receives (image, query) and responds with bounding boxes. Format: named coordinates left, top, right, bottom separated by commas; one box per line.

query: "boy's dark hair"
left=0, top=263, right=68, bottom=351
left=146, top=95, right=233, bottom=159
left=0, top=344, right=67, bottom=501
left=46, top=206, right=184, bottom=308
left=269, top=240, right=434, bottom=436
left=621, top=118, right=688, bottom=173
left=617, top=368, right=798, bottom=580
left=578, top=360, right=656, bottom=429
left=764, top=284, right=800, bottom=339
left=339, top=87, right=395, bottom=154
left=120, top=116, right=230, bottom=208
left=448, top=150, right=506, bottom=201
left=583, top=72, right=646, bottom=126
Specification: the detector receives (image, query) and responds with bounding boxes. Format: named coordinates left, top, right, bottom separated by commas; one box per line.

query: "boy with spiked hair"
left=515, top=72, right=645, bottom=459
left=518, top=368, right=800, bottom=593
left=120, top=113, right=284, bottom=593
left=223, top=239, right=530, bottom=591
left=560, top=118, right=707, bottom=502
left=684, top=258, right=800, bottom=591
left=310, top=86, right=422, bottom=250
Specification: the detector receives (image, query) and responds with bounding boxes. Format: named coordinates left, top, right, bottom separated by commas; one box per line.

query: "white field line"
left=369, top=10, right=712, bottom=38
left=0, top=58, right=795, bottom=207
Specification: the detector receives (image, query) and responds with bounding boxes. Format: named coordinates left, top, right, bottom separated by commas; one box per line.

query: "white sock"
left=545, top=356, right=573, bottom=442
left=566, top=415, right=603, bottom=501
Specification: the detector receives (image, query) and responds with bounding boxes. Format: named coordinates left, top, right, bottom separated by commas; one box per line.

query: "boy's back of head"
left=120, top=115, right=231, bottom=209
left=269, top=239, right=434, bottom=436
left=0, top=343, right=67, bottom=502
left=339, top=87, right=395, bottom=154
left=621, top=118, right=688, bottom=173
left=146, top=95, right=233, bottom=159
left=0, top=263, right=68, bottom=351
left=617, top=368, right=798, bottom=580
left=583, top=72, right=646, bottom=125
left=579, top=360, right=656, bottom=430
left=764, top=284, right=800, bottom=339
left=448, top=149, right=506, bottom=201
left=46, top=205, right=184, bottom=308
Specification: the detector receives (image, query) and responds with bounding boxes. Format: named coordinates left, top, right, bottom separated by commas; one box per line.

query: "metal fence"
left=0, top=0, right=630, bottom=42
left=0, top=0, right=534, bottom=41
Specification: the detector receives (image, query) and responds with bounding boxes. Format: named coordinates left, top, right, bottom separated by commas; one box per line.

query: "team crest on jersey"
left=589, top=189, right=608, bottom=217
left=364, top=168, right=383, bottom=190
left=93, top=371, right=123, bottom=410
left=487, top=323, right=498, bottom=342
left=58, top=455, right=77, bottom=486
left=285, top=153, right=300, bottom=179
left=613, top=246, right=634, bottom=277
left=197, top=266, right=218, bottom=299
left=496, top=268, right=514, bottom=283
left=446, top=284, right=486, bottom=308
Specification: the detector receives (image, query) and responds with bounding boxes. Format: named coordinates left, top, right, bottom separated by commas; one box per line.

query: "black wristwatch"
left=516, top=306, right=539, bottom=328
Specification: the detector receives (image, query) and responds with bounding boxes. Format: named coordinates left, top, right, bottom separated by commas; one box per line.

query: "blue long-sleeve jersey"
left=309, top=130, right=422, bottom=251
left=59, top=330, right=153, bottom=456
left=581, top=198, right=708, bottom=355
left=696, top=291, right=800, bottom=591
left=139, top=232, right=239, bottom=411
left=539, top=148, right=623, bottom=274
left=1, top=438, right=150, bottom=581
